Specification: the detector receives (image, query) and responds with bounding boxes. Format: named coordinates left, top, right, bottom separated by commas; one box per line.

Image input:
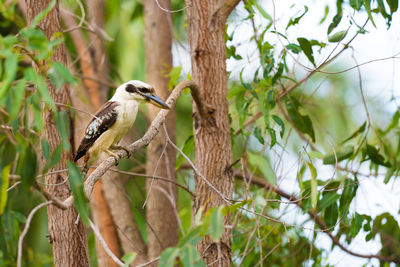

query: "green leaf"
left=364, top=0, right=377, bottom=27
left=328, top=30, right=347, bottom=42
left=253, top=127, right=264, bottom=145
left=285, top=98, right=316, bottom=142
left=387, top=0, right=398, bottom=13
left=272, top=63, right=284, bottom=85
left=328, top=0, right=343, bottom=34
left=318, top=192, right=340, bottom=211
left=7, top=79, right=26, bottom=122
left=384, top=167, right=395, bottom=184
left=350, top=212, right=364, bottom=237
left=168, top=66, right=182, bottom=90
left=248, top=152, right=276, bottom=184
left=272, top=115, right=285, bottom=137
left=227, top=86, right=246, bottom=98
left=286, top=43, right=302, bottom=54
left=207, top=206, right=225, bottom=241
left=176, top=135, right=194, bottom=169
left=297, top=38, right=316, bottom=66
left=67, top=162, right=89, bottom=225
left=122, top=252, right=136, bottom=266
left=306, top=162, right=317, bottom=209
left=159, top=247, right=180, bottom=267
left=268, top=128, right=276, bottom=148
left=54, top=110, right=70, bottom=151
left=178, top=227, right=203, bottom=247
left=41, top=139, right=50, bottom=163
left=0, top=52, right=18, bottom=101
left=324, top=202, right=338, bottom=228
left=350, top=0, right=364, bottom=10
left=181, top=244, right=206, bottom=267
left=320, top=5, right=330, bottom=24
left=365, top=144, right=390, bottom=167
left=48, top=62, right=77, bottom=90
left=0, top=165, right=11, bottom=215
left=323, top=146, right=354, bottom=165
left=0, top=140, right=16, bottom=169
left=24, top=68, right=55, bottom=109
left=339, top=178, right=358, bottom=216
left=341, top=122, right=366, bottom=144
left=286, top=6, right=308, bottom=30
left=254, top=2, right=272, bottom=21
left=16, top=145, right=38, bottom=190
left=20, top=28, right=48, bottom=51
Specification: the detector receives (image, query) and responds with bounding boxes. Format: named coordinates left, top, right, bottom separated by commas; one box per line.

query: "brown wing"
left=74, top=101, right=119, bottom=162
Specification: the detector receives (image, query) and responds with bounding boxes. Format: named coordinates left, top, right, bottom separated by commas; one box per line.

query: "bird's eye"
left=125, top=84, right=137, bottom=93
left=139, top=87, right=151, bottom=94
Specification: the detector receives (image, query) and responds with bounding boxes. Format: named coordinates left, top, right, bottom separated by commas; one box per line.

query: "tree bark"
left=144, top=0, right=178, bottom=261
left=25, top=1, right=89, bottom=266
left=185, top=0, right=239, bottom=265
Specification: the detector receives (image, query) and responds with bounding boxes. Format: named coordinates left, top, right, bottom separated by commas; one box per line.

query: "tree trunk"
left=185, top=0, right=238, bottom=265
left=25, top=1, right=89, bottom=266
left=144, top=0, right=178, bottom=261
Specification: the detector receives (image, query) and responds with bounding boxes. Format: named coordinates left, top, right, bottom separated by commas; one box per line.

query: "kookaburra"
left=74, top=80, right=169, bottom=176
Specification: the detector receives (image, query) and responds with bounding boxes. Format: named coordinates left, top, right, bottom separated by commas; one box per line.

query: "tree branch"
left=17, top=201, right=53, bottom=267
left=234, top=170, right=400, bottom=264
left=214, top=0, right=241, bottom=21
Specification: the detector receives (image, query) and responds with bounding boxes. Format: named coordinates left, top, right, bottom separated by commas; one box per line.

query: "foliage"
left=0, top=0, right=399, bottom=266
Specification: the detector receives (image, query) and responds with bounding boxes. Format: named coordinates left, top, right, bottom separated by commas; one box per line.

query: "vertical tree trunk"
left=144, top=0, right=178, bottom=261
left=25, top=1, right=89, bottom=266
left=185, top=0, right=238, bottom=265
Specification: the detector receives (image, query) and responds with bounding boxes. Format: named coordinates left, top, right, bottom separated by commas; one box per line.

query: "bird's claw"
left=111, top=145, right=132, bottom=158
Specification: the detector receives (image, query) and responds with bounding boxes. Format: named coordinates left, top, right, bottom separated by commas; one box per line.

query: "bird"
left=74, top=80, right=169, bottom=177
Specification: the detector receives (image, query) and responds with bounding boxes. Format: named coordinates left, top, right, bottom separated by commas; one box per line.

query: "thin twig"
left=17, top=201, right=53, bottom=267
left=89, top=219, right=125, bottom=266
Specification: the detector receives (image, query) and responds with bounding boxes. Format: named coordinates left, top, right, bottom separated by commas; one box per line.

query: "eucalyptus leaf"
left=297, top=37, right=316, bottom=66
left=67, top=162, right=89, bottom=225
left=0, top=165, right=11, bottom=215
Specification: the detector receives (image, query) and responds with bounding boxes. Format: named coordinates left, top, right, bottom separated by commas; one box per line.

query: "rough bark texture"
left=185, top=0, right=238, bottom=265
left=25, top=1, right=90, bottom=266
left=144, top=0, right=178, bottom=261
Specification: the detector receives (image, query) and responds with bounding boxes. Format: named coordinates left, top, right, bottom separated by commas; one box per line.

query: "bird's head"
left=111, top=80, right=170, bottom=109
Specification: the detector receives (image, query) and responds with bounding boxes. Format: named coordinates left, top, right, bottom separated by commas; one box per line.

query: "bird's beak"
left=145, top=94, right=170, bottom=109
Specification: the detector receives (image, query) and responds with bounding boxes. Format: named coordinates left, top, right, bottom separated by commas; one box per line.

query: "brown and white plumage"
left=74, top=80, right=169, bottom=177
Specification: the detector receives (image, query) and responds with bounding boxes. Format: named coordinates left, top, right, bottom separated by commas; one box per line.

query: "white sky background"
left=173, top=0, right=400, bottom=266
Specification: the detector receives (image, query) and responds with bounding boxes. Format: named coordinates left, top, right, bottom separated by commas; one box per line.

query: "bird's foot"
left=106, top=149, right=121, bottom=164
left=110, top=145, right=132, bottom=158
